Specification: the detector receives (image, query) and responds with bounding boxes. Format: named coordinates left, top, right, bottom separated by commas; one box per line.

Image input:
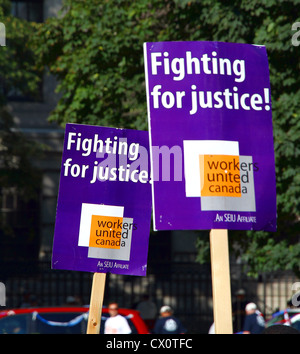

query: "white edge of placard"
left=143, top=42, right=157, bottom=231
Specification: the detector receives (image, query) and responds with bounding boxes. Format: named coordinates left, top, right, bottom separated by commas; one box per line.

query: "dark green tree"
left=32, top=0, right=300, bottom=275
left=0, top=0, right=42, bottom=262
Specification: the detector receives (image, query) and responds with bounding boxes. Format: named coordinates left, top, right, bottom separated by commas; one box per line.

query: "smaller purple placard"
left=52, top=124, right=152, bottom=276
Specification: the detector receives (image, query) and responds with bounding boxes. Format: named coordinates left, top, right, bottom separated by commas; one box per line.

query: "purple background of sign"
left=52, top=124, right=152, bottom=275
left=144, top=41, right=277, bottom=232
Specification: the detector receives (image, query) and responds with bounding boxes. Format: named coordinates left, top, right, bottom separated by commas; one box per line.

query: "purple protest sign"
left=144, top=41, right=276, bottom=232
left=52, top=124, right=151, bottom=276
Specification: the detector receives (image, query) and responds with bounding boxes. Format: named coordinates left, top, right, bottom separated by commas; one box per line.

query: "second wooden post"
left=210, top=229, right=233, bottom=334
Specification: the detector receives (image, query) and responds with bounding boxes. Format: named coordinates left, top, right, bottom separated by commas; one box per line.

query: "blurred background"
left=0, top=0, right=299, bottom=333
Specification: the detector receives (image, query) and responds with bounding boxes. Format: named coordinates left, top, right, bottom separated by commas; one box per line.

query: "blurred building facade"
left=7, top=0, right=65, bottom=260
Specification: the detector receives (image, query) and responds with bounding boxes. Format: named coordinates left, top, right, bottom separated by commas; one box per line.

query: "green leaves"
left=0, top=0, right=42, bottom=191
left=33, top=0, right=159, bottom=129
left=32, top=0, right=300, bottom=275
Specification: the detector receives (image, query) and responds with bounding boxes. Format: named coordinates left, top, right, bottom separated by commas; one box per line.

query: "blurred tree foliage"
left=33, top=0, right=300, bottom=275
left=0, top=0, right=41, bottom=198
left=0, top=1, right=40, bottom=103
left=0, top=0, right=41, bottom=249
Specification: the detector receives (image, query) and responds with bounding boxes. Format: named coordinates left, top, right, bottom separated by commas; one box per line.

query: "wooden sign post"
left=86, top=272, right=106, bottom=334
left=210, top=229, right=233, bottom=334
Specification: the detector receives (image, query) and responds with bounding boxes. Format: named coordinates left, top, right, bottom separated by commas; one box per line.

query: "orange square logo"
left=89, top=215, right=123, bottom=249
left=200, top=155, right=241, bottom=197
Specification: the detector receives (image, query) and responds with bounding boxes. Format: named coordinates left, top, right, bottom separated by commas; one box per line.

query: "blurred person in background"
left=104, top=301, right=131, bottom=334
left=242, top=302, right=265, bottom=334
left=153, top=305, right=186, bottom=334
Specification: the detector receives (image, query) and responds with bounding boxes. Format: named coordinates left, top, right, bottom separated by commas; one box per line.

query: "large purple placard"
left=144, top=41, right=276, bottom=231
left=52, top=124, right=152, bottom=275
